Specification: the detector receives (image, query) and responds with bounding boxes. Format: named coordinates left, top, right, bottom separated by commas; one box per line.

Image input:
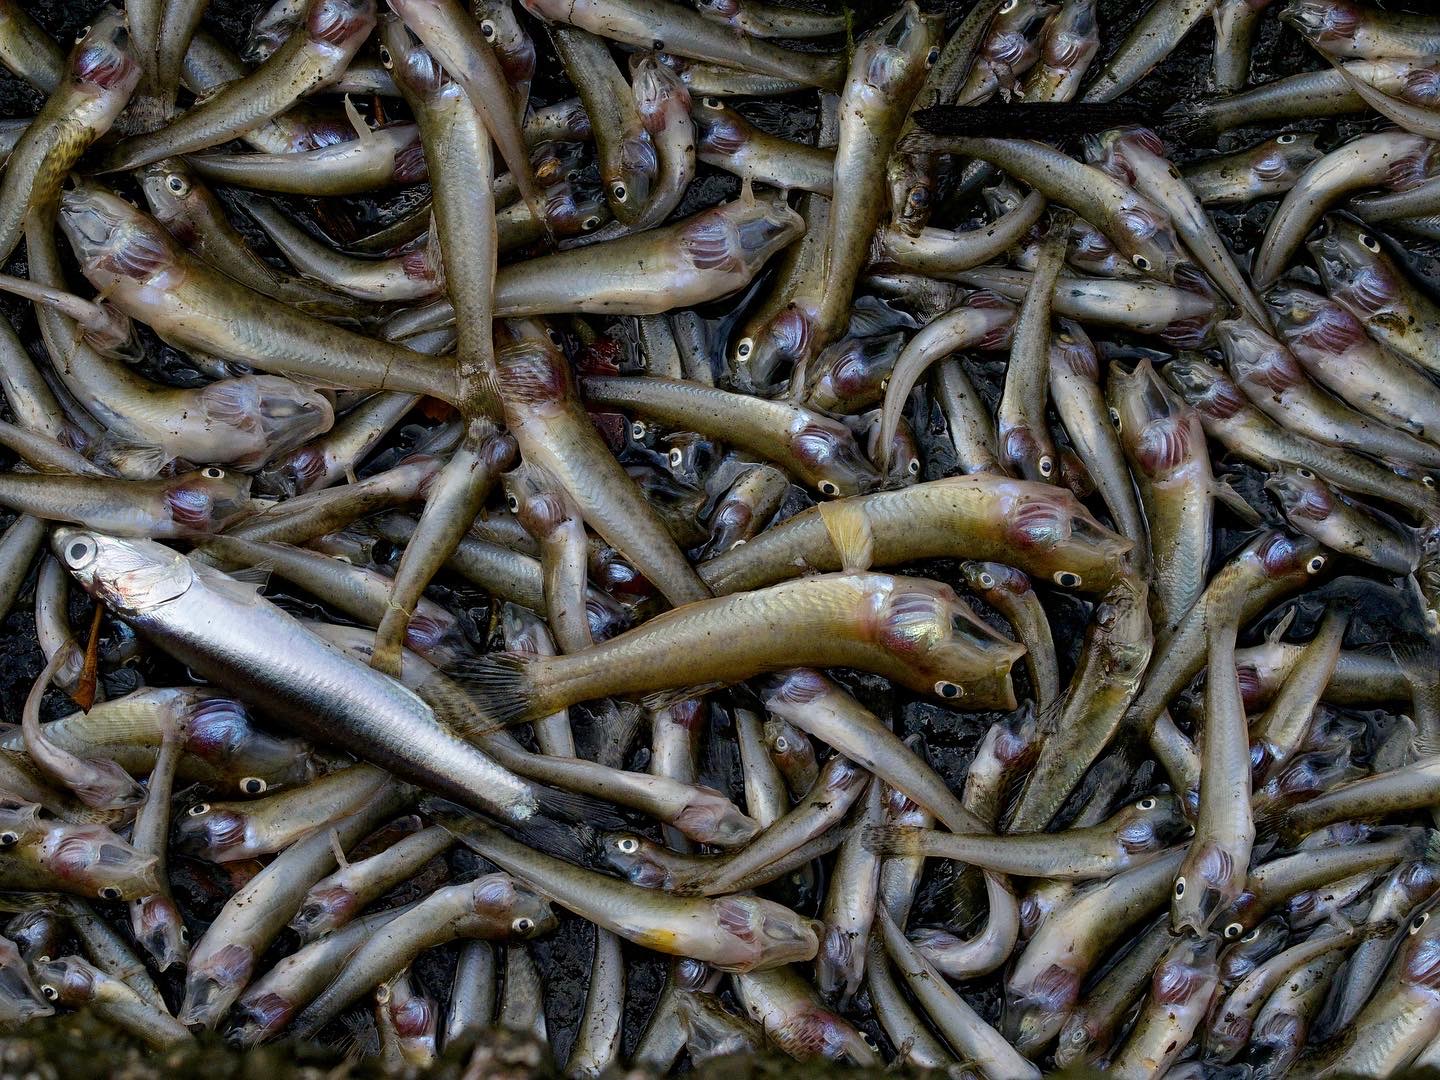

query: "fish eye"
left=702, top=96, right=723, bottom=109
left=1137, top=797, right=1157, bottom=810
left=735, top=338, right=753, bottom=360
left=818, top=481, right=840, bottom=496
left=240, top=777, right=267, bottom=795
left=773, top=735, right=789, bottom=752
left=513, top=916, right=535, bottom=934
left=63, top=536, right=97, bottom=570
left=1426, top=476, right=1438, bottom=489
left=1242, top=928, right=1260, bottom=942
left=545, top=327, right=564, bottom=347
left=1296, top=468, right=1314, bottom=479
left=98, top=886, right=121, bottom=901
left=1108, top=407, right=1121, bottom=427
left=925, top=46, right=939, bottom=66
left=165, top=174, right=190, bottom=196
left=1359, top=233, right=1380, bottom=252
left=668, top=448, right=684, bottom=468
left=74, top=25, right=91, bottom=42
left=1132, top=254, right=1151, bottom=271
left=1306, top=555, right=1326, bottom=574
left=861, top=1032, right=880, bottom=1051
left=378, top=45, right=392, bottom=68
left=612, top=182, right=628, bottom=203
left=999, top=0, right=1018, bottom=11
left=935, top=681, right=963, bottom=700
left=581, top=215, right=601, bottom=231
left=1277, top=133, right=1296, bottom=145
left=1413, top=912, right=1431, bottom=934
left=0, top=832, right=17, bottom=847
left=201, top=467, right=225, bottom=479
left=1037, top=455, right=1054, bottom=477
left=480, top=19, right=496, bottom=39
left=979, top=572, right=996, bottom=589
left=1223, top=922, right=1244, bottom=940
left=616, top=836, right=639, bottom=854
left=1053, top=571, right=1082, bottom=588
left=506, top=494, right=521, bottom=513
left=1173, top=877, right=1186, bottom=899
left=907, top=458, right=920, bottom=476
left=179, top=927, right=189, bottom=943
left=630, top=421, right=647, bottom=441
left=187, top=803, right=210, bottom=817
left=40, top=985, right=57, bottom=1000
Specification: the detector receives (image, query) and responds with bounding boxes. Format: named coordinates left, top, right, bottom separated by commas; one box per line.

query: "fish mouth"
left=57, top=191, right=122, bottom=250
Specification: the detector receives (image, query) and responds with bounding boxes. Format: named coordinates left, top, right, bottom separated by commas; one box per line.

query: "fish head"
left=1263, top=283, right=1365, bottom=355
left=1117, top=793, right=1189, bottom=854
left=243, top=0, right=299, bottom=63
left=888, top=152, right=934, bottom=236
left=69, top=8, right=140, bottom=95
left=1217, top=318, right=1303, bottom=392
left=873, top=578, right=1024, bottom=709
left=35, top=823, right=159, bottom=900
left=0, top=800, right=45, bottom=849
left=762, top=716, right=818, bottom=787
left=200, top=376, right=334, bottom=462
left=995, top=482, right=1133, bottom=591
left=378, top=14, right=448, bottom=97
left=53, top=530, right=195, bottom=617
left=60, top=183, right=178, bottom=286
left=692, top=96, right=751, bottom=159
left=682, top=196, right=803, bottom=280
left=1218, top=914, right=1288, bottom=982
left=961, top=560, right=1033, bottom=604
left=183, top=694, right=314, bottom=793
left=305, top=0, right=377, bottom=50
left=174, top=800, right=250, bottom=859
left=1308, top=217, right=1402, bottom=317
left=130, top=894, right=190, bottom=971
left=543, top=183, right=608, bottom=239
left=1107, top=357, right=1196, bottom=474
left=1279, top=0, right=1362, bottom=47
left=1397, top=908, right=1440, bottom=990
left=1114, top=195, right=1188, bottom=282
left=1161, top=353, right=1246, bottom=420
left=854, top=2, right=938, bottom=99
left=1052, top=1011, right=1101, bottom=1069
left=471, top=874, right=555, bottom=939
left=473, top=0, right=534, bottom=90
left=659, top=431, right=720, bottom=491
left=730, top=304, right=814, bottom=392
left=861, top=409, right=921, bottom=485
left=495, top=319, right=573, bottom=404
left=163, top=468, right=254, bottom=533
left=32, top=956, right=98, bottom=1009
left=500, top=461, right=572, bottom=543
left=1172, top=840, right=1241, bottom=934
left=179, top=942, right=255, bottom=1028
left=999, top=422, right=1057, bottom=484
left=1253, top=530, right=1328, bottom=583
left=1265, top=466, right=1333, bottom=523
left=632, top=56, right=690, bottom=136
left=0, top=942, right=52, bottom=1024
left=291, top=885, right=357, bottom=940
left=791, top=416, right=880, bottom=497
left=598, top=832, right=674, bottom=889
left=732, top=895, right=820, bottom=967
left=673, top=787, right=760, bottom=849
left=694, top=0, right=741, bottom=24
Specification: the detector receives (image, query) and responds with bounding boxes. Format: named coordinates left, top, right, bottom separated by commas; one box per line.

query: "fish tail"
left=530, top=783, right=628, bottom=831
left=1422, top=828, right=1440, bottom=865
left=435, top=653, right=546, bottom=731
left=861, top=824, right=922, bottom=857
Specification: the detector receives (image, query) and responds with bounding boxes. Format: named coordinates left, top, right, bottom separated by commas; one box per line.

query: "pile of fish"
left=2, top=0, right=1440, bottom=1073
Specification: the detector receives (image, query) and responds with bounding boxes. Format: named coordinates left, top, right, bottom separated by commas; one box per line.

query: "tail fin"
left=861, top=824, right=922, bottom=857
left=423, top=654, right=544, bottom=736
